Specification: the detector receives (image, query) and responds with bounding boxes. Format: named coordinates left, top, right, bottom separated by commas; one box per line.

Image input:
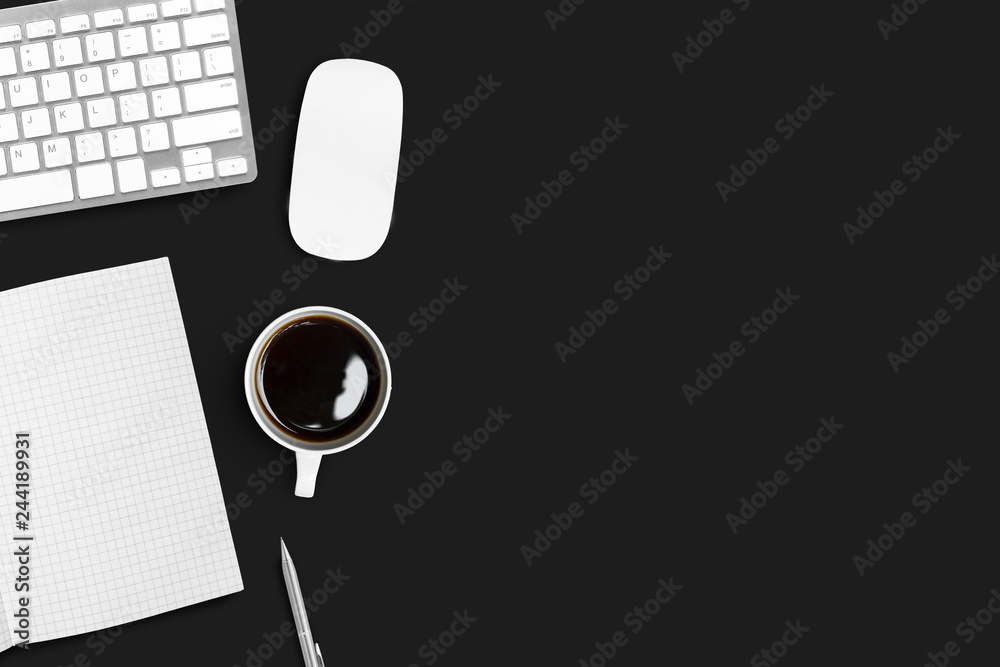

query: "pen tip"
left=280, top=537, right=291, bottom=562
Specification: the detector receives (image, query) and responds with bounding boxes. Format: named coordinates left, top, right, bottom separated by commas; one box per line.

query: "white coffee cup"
left=244, top=306, right=392, bottom=497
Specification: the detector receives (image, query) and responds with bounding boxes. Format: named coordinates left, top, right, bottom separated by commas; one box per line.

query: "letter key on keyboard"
left=0, top=0, right=256, bottom=221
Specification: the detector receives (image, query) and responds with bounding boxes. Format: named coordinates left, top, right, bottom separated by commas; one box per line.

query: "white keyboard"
left=0, top=0, right=256, bottom=222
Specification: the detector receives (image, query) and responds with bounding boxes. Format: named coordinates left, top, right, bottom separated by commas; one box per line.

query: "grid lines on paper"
left=0, top=257, right=242, bottom=645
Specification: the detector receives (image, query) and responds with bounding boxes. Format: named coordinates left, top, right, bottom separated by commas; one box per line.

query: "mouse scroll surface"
left=289, top=60, right=403, bottom=261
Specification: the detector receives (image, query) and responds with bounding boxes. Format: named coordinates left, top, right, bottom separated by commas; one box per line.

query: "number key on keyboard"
left=53, top=38, right=84, bottom=67
left=0, top=0, right=255, bottom=221
left=87, top=33, right=116, bottom=62
left=0, top=48, right=16, bottom=77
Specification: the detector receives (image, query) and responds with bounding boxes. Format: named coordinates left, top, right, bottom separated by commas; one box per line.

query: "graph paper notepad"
left=0, top=257, right=242, bottom=650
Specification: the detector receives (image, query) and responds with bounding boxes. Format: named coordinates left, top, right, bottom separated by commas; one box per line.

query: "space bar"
left=0, top=170, right=75, bottom=213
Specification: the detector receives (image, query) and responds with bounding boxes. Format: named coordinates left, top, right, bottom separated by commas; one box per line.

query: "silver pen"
left=281, top=538, right=325, bottom=667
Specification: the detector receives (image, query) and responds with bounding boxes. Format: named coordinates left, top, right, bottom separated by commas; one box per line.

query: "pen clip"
left=315, top=642, right=325, bottom=667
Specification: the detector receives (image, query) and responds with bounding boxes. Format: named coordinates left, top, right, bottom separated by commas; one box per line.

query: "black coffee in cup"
left=254, top=315, right=383, bottom=443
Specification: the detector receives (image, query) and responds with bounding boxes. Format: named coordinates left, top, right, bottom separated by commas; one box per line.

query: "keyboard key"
left=42, top=137, right=72, bottom=167
left=21, top=108, right=51, bottom=139
left=171, top=51, right=200, bottom=80
left=19, top=44, right=50, bottom=72
left=75, top=132, right=105, bottom=162
left=119, top=92, right=149, bottom=122
left=195, top=0, right=226, bottom=11
left=118, top=27, right=148, bottom=57
left=117, top=157, right=147, bottom=192
left=53, top=37, right=84, bottom=67
left=0, top=170, right=75, bottom=213
left=0, top=113, right=16, bottom=142
left=42, top=72, right=72, bottom=102
left=94, top=10, right=125, bottom=29
left=184, top=162, right=213, bottom=182
left=217, top=156, right=246, bottom=176
left=0, top=48, right=15, bottom=77
left=108, top=127, right=138, bottom=157
left=128, top=4, right=159, bottom=23
left=87, top=97, right=117, bottom=128
left=151, top=87, right=181, bottom=117
left=184, top=77, right=237, bottom=113
left=181, top=146, right=210, bottom=165
left=60, top=15, right=91, bottom=34
left=150, top=166, right=180, bottom=186
left=203, top=45, right=233, bottom=76
left=139, top=121, right=169, bottom=151
left=151, top=21, right=181, bottom=52
left=162, top=0, right=192, bottom=18
left=74, top=67, right=104, bottom=97
left=10, top=142, right=39, bottom=173
left=183, top=14, right=229, bottom=47
left=8, top=78, right=38, bottom=108
left=54, top=102, right=84, bottom=133
left=25, top=20, right=56, bottom=40
left=76, top=162, right=115, bottom=199
left=171, top=109, right=241, bottom=146
left=86, top=33, right=116, bottom=62
left=0, top=88, right=5, bottom=111
left=108, top=62, right=138, bottom=92
left=0, top=25, right=23, bottom=44
left=0, top=149, right=4, bottom=175
left=139, top=56, right=169, bottom=85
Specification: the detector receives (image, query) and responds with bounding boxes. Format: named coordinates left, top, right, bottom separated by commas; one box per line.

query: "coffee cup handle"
left=295, top=452, right=323, bottom=498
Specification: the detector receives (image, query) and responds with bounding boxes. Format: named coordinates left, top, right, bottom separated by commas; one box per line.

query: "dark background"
left=1, top=0, right=997, bottom=665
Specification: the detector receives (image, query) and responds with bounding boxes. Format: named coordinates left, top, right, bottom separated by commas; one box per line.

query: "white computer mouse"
left=289, top=59, right=403, bottom=261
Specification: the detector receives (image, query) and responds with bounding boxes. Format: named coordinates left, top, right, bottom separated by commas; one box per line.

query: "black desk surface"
left=1, top=0, right=996, bottom=665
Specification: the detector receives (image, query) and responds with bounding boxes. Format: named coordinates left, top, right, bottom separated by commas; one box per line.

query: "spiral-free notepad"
left=0, top=257, right=242, bottom=650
